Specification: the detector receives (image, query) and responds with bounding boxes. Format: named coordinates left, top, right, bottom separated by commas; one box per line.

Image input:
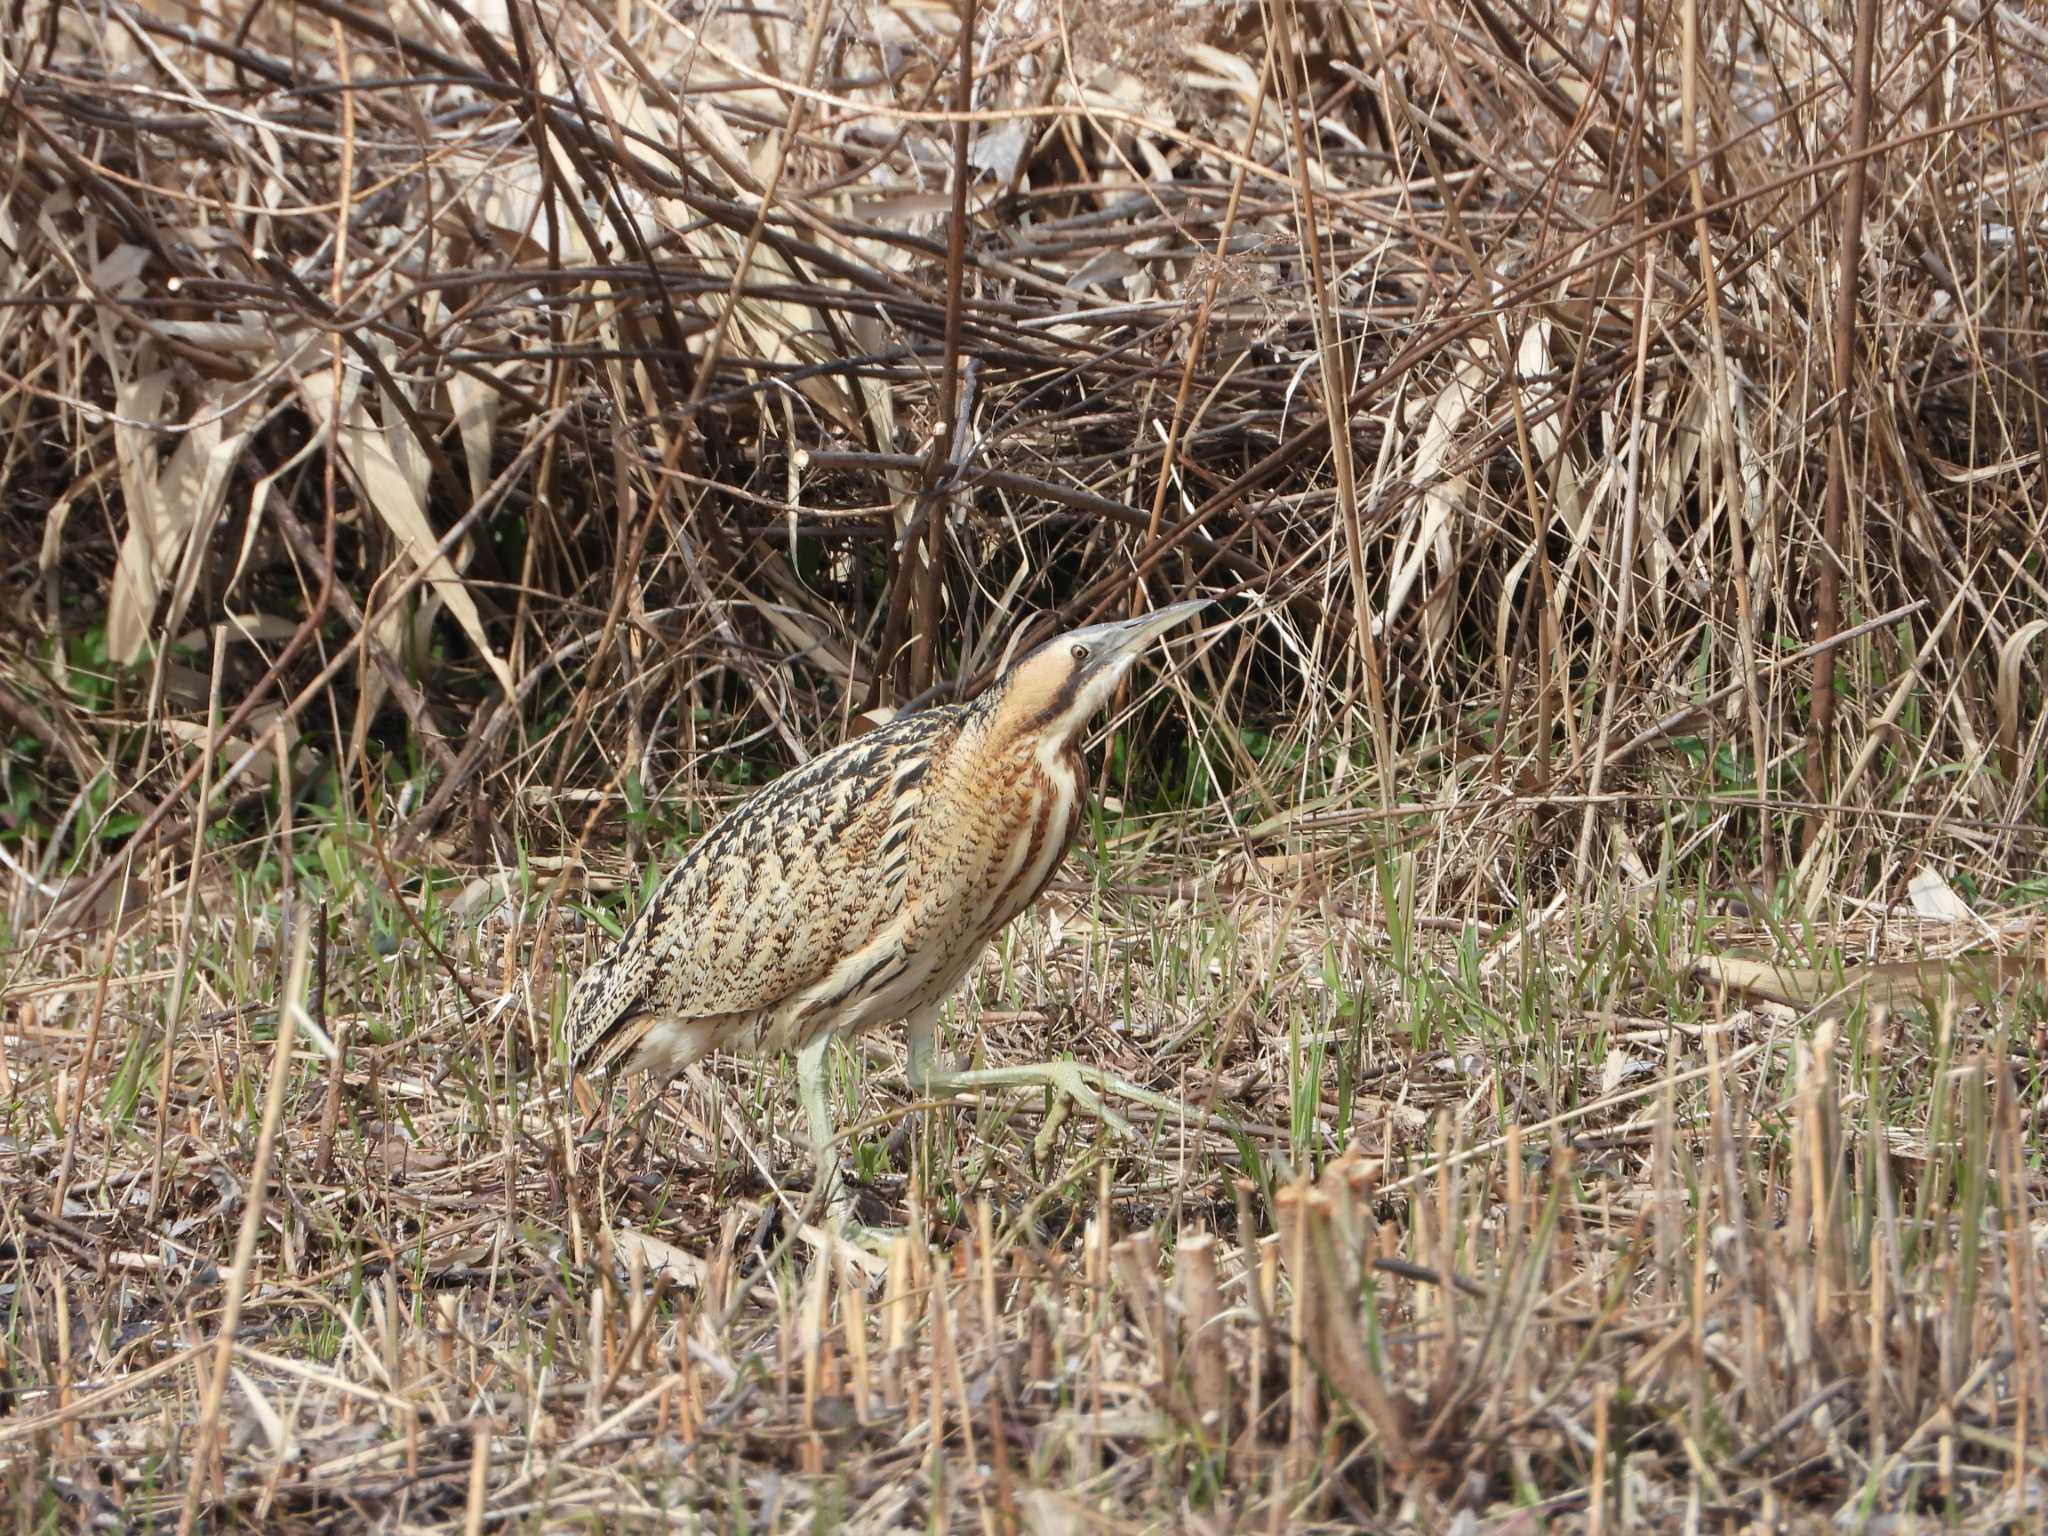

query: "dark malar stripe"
left=1020, top=666, right=1091, bottom=737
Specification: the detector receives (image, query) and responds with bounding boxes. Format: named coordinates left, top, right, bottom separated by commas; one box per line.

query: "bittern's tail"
left=578, top=1009, right=722, bottom=1080
left=576, top=1013, right=655, bottom=1077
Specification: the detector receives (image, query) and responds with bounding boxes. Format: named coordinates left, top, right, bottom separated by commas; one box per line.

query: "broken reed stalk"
left=838, top=1243, right=873, bottom=1425
left=1110, top=1228, right=1175, bottom=1389
left=1178, top=1231, right=1230, bottom=1449
left=1276, top=1181, right=1319, bottom=1498
left=799, top=1239, right=829, bottom=1470
left=1275, top=1160, right=1415, bottom=1482
left=462, top=1416, right=490, bottom=1536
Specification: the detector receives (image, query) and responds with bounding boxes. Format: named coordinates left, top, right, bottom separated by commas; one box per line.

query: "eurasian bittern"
left=564, top=600, right=1207, bottom=1200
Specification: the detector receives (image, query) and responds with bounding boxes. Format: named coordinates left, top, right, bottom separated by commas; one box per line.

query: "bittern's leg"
left=880, top=1003, right=946, bottom=1166
left=795, top=1035, right=841, bottom=1202
left=905, top=1003, right=943, bottom=1097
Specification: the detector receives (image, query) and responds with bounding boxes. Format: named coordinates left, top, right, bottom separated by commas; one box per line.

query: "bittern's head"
left=986, top=599, right=1208, bottom=750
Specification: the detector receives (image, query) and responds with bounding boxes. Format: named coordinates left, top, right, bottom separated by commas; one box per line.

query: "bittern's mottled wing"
left=565, top=706, right=963, bottom=1073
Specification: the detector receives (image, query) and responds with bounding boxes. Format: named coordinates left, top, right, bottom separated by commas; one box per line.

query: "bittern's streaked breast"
left=564, top=600, right=1207, bottom=1172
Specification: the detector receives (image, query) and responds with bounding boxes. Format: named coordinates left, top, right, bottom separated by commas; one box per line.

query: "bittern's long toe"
left=920, top=1060, right=1238, bottom=1165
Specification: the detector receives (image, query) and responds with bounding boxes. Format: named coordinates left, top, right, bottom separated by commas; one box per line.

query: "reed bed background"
left=1, top=0, right=2045, bottom=1527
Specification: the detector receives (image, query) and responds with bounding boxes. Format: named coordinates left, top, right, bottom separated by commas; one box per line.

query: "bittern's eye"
left=1070, top=643, right=1091, bottom=662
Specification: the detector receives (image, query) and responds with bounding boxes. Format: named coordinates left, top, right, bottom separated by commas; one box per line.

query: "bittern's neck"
left=969, top=674, right=1092, bottom=763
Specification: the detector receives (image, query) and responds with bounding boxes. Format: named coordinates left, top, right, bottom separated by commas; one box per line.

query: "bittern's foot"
left=822, top=1178, right=897, bottom=1230
left=924, top=1060, right=1218, bottom=1165
left=793, top=1144, right=896, bottom=1232
left=803, top=1181, right=903, bottom=1258
left=831, top=1216, right=910, bottom=1255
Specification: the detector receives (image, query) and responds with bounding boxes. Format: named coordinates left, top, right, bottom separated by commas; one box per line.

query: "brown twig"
left=1804, top=0, right=1882, bottom=856
left=906, top=0, right=978, bottom=699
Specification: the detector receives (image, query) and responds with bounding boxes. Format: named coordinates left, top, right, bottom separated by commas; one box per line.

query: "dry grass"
left=2, top=865, right=2044, bottom=1530
left=3, top=0, right=2047, bottom=1525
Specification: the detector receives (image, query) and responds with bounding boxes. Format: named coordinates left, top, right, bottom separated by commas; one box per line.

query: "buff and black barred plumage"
left=563, top=600, right=1207, bottom=1187
left=566, top=703, right=1044, bottom=1075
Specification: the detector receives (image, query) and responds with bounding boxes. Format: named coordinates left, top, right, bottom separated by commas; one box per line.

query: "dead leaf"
left=303, top=370, right=515, bottom=701
left=109, top=389, right=249, bottom=663
left=231, top=1366, right=288, bottom=1456
left=446, top=365, right=509, bottom=504
left=969, top=119, right=1031, bottom=182
left=105, top=370, right=174, bottom=662
left=1380, top=356, right=1481, bottom=653
left=1906, top=866, right=1973, bottom=924
left=1601, top=1049, right=1654, bottom=1095
left=1995, top=619, right=2047, bottom=783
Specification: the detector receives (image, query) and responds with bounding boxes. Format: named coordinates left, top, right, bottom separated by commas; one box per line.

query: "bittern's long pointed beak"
left=1092, top=598, right=1210, bottom=660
